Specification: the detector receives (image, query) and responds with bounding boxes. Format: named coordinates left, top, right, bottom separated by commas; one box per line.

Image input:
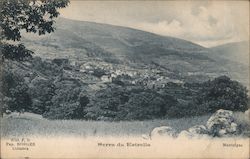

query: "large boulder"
left=179, top=125, right=209, bottom=138
left=206, top=109, right=238, bottom=137
left=188, top=125, right=208, bottom=134
left=150, top=126, right=177, bottom=139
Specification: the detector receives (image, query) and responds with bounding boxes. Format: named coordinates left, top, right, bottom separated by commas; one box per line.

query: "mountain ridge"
left=21, top=17, right=248, bottom=86
left=56, top=17, right=207, bottom=50
left=209, top=41, right=249, bottom=66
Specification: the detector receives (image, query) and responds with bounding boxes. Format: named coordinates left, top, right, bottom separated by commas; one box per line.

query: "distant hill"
left=207, top=41, right=249, bottom=87
left=23, top=17, right=208, bottom=61
left=21, top=17, right=248, bottom=86
left=210, top=41, right=249, bottom=66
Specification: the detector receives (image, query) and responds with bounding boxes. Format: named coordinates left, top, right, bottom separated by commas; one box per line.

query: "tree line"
left=1, top=60, right=248, bottom=120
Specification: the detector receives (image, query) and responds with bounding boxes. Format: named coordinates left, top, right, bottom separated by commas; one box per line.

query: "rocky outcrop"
left=206, top=109, right=238, bottom=137
left=148, top=109, right=247, bottom=140
left=179, top=125, right=209, bottom=138
left=150, top=126, right=177, bottom=139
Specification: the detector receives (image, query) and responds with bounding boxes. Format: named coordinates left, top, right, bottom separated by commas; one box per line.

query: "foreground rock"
left=206, top=109, right=238, bottom=137
left=149, top=109, right=248, bottom=139
left=179, top=125, right=209, bottom=138
left=150, top=126, right=177, bottom=139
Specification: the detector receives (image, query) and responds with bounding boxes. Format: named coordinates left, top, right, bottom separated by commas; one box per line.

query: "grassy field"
left=1, top=113, right=212, bottom=137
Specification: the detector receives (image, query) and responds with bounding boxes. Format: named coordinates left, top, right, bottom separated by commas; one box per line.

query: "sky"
left=60, top=0, right=249, bottom=47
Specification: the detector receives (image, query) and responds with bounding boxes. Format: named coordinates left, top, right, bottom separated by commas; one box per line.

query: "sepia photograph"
left=0, top=0, right=249, bottom=158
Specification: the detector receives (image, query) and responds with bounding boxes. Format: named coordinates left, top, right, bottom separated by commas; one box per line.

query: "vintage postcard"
left=0, top=0, right=249, bottom=158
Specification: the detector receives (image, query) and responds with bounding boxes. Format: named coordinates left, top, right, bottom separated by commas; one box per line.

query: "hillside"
left=21, top=17, right=246, bottom=84
left=23, top=17, right=207, bottom=58
left=208, top=41, right=249, bottom=87
left=210, top=41, right=249, bottom=66
left=2, top=18, right=249, bottom=121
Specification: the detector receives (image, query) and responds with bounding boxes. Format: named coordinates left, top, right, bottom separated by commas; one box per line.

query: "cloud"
left=131, top=2, right=249, bottom=47
left=135, top=20, right=184, bottom=37
left=60, top=1, right=249, bottom=47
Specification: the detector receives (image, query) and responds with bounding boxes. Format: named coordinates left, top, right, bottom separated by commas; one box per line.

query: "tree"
left=197, top=76, right=248, bottom=112
left=122, top=89, right=177, bottom=120
left=43, top=79, right=88, bottom=119
left=0, top=0, right=69, bottom=61
left=28, top=77, right=55, bottom=114
left=85, top=85, right=128, bottom=120
left=2, top=69, right=32, bottom=114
